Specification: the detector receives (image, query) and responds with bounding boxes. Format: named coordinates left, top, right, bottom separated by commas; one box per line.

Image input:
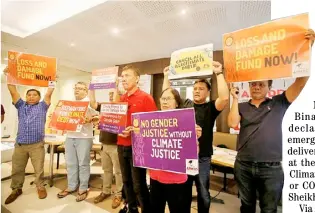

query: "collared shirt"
left=66, top=97, right=98, bottom=139
left=15, top=98, right=49, bottom=144
left=117, top=89, right=157, bottom=146
left=237, top=92, right=291, bottom=162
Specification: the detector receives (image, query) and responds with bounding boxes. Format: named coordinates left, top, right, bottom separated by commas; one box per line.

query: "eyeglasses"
left=160, top=97, right=175, bottom=102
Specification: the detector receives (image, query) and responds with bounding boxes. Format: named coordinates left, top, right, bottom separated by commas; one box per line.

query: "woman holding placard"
left=148, top=87, right=202, bottom=213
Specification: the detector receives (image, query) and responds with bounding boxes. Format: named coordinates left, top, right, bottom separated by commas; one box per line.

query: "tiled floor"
left=1, top=151, right=282, bottom=213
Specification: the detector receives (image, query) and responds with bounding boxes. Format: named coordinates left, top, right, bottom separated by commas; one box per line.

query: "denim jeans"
left=118, top=145, right=150, bottom=213
left=234, top=159, right=284, bottom=213
left=65, top=138, right=93, bottom=191
left=184, top=157, right=211, bottom=213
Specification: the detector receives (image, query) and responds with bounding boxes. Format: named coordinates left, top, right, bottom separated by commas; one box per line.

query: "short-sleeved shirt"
left=183, top=99, right=221, bottom=157
left=66, top=97, right=98, bottom=139
left=117, top=89, right=157, bottom=146
left=15, top=98, right=49, bottom=144
left=96, top=103, right=117, bottom=145
left=237, top=92, right=291, bottom=162
left=1, top=104, right=5, bottom=115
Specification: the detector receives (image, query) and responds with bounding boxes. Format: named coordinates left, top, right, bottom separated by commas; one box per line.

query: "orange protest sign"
left=49, top=101, right=89, bottom=132
left=7, top=51, right=57, bottom=87
left=223, top=13, right=310, bottom=83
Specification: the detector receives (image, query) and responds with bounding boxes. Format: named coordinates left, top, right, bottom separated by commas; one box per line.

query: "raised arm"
left=89, top=89, right=98, bottom=110
left=44, top=88, right=54, bottom=105
left=4, top=67, right=21, bottom=104
left=162, top=66, right=171, bottom=91
left=285, top=77, right=309, bottom=103
left=227, top=87, right=241, bottom=128
left=213, top=61, right=229, bottom=111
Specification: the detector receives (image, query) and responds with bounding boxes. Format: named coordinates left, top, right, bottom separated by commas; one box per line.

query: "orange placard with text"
left=7, top=51, right=57, bottom=87
left=49, top=101, right=89, bottom=132
left=223, top=13, right=310, bottom=83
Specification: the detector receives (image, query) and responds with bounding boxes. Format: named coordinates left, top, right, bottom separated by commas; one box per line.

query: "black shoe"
left=119, top=204, right=128, bottom=213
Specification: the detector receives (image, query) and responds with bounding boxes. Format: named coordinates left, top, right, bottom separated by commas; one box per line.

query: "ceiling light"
left=112, top=28, right=120, bottom=34
left=70, top=42, right=76, bottom=47
left=1, top=0, right=109, bottom=38
left=181, top=9, right=187, bottom=15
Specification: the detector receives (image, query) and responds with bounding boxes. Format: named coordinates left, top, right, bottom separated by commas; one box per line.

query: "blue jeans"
left=234, top=159, right=284, bottom=213
left=184, top=157, right=211, bottom=213
left=65, top=138, right=93, bottom=191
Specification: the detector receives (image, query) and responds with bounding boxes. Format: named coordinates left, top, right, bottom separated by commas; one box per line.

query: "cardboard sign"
left=49, top=101, right=89, bottom=132
left=223, top=13, right=310, bottom=83
left=169, top=44, right=213, bottom=79
left=7, top=51, right=57, bottom=87
left=131, top=109, right=199, bottom=175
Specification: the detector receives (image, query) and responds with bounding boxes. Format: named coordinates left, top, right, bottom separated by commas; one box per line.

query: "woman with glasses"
left=149, top=87, right=202, bottom=213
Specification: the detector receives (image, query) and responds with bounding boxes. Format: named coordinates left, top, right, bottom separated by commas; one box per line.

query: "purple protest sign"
left=98, top=102, right=128, bottom=134
left=131, top=108, right=199, bottom=175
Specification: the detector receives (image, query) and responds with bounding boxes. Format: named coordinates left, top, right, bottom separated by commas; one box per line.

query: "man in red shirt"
left=118, top=65, right=157, bottom=213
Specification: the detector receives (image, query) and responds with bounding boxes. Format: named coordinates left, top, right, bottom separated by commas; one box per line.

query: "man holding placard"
left=228, top=29, right=314, bottom=213
left=118, top=65, right=157, bottom=213
left=3, top=67, right=55, bottom=204
left=163, top=61, right=229, bottom=213
left=57, top=82, right=98, bottom=202
left=89, top=88, right=123, bottom=209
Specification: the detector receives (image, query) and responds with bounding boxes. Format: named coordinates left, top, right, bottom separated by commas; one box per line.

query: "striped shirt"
left=15, top=98, right=49, bottom=144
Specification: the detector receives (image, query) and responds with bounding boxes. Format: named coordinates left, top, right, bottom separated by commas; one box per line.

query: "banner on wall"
left=98, top=102, right=128, bottom=134
left=7, top=51, right=57, bottom=87
left=169, top=44, right=213, bottom=80
left=223, top=13, right=310, bottom=83
left=229, top=78, right=295, bottom=134
left=131, top=108, right=199, bottom=175
left=118, top=75, right=152, bottom=95
left=89, top=66, right=118, bottom=90
left=49, top=100, right=89, bottom=132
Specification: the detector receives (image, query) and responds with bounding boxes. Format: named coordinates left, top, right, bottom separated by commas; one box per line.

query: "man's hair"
left=194, top=79, right=211, bottom=91
left=75, top=81, right=88, bottom=90
left=121, top=65, right=140, bottom=77
left=26, top=89, right=41, bottom=97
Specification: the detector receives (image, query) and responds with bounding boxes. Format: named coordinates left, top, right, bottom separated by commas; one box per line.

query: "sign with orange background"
left=49, top=100, right=89, bottom=132
left=7, top=51, right=57, bottom=87
left=223, top=13, right=310, bottom=83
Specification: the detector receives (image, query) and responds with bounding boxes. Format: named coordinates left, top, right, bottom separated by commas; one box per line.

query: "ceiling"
left=1, top=0, right=271, bottom=75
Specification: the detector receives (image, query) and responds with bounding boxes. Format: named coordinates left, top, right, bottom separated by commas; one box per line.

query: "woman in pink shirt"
left=150, top=88, right=201, bottom=213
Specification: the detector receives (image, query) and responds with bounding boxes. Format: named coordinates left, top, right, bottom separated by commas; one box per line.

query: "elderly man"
left=57, top=82, right=98, bottom=202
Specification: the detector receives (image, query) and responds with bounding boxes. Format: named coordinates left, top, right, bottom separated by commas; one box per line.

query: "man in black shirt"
left=228, top=29, right=314, bottom=213
left=162, top=61, right=229, bottom=213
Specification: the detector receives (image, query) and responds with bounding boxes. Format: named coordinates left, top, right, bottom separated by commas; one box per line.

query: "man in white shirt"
left=57, top=82, right=98, bottom=202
